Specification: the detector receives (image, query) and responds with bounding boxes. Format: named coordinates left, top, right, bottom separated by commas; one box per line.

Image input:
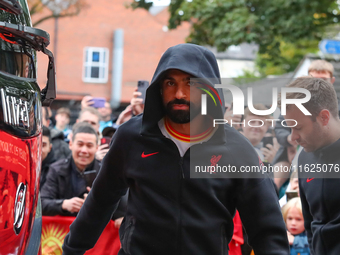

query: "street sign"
left=319, top=40, right=340, bottom=54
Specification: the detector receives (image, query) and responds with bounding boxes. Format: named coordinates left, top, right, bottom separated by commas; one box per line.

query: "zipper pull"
left=179, top=157, right=185, bottom=179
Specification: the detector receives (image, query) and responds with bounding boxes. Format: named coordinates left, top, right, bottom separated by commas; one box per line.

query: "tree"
left=128, top=0, right=152, bottom=10
left=169, top=0, right=338, bottom=54
left=256, top=38, right=319, bottom=76
left=28, top=0, right=88, bottom=26
left=130, top=0, right=339, bottom=75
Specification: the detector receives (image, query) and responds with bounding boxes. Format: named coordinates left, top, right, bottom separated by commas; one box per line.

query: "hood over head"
left=50, top=128, right=65, bottom=140
left=142, top=43, right=225, bottom=135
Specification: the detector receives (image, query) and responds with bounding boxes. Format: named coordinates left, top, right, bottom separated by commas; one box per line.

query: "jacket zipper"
left=123, top=217, right=135, bottom=255
left=179, top=157, right=185, bottom=179
left=178, top=156, right=184, bottom=255
left=161, top=137, right=186, bottom=254
left=221, top=224, right=228, bottom=255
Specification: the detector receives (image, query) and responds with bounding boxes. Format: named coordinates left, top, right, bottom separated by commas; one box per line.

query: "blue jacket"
left=290, top=232, right=310, bottom=255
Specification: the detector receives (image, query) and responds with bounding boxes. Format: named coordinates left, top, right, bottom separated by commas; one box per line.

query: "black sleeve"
left=236, top=177, right=290, bottom=255
left=112, top=190, right=128, bottom=220
left=62, top=127, right=129, bottom=255
left=299, top=179, right=314, bottom=255
left=41, top=165, right=70, bottom=216
left=230, top=141, right=289, bottom=255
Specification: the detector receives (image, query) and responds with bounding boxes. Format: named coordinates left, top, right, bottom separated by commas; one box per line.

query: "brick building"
left=33, top=0, right=190, bottom=115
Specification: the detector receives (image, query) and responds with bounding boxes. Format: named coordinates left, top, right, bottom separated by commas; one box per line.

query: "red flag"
left=41, top=216, right=120, bottom=255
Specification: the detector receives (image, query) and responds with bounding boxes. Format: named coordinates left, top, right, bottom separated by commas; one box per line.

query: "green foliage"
left=256, top=39, right=320, bottom=76
left=167, top=0, right=338, bottom=74
left=129, top=0, right=153, bottom=10
left=169, top=0, right=338, bottom=55
left=129, top=0, right=338, bottom=75
left=232, top=69, right=263, bottom=86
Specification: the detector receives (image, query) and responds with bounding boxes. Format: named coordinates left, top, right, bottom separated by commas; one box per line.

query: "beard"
left=165, top=99, right=200, bottom=124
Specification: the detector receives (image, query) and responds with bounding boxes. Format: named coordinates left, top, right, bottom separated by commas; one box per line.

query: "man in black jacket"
left=62, top=44, right=289, bottom=255
left=40, top=126, right=56, bottom=190
left=50, top=128, right=71, bottom=160
left=283, top=77, right=340, bottom=255
left=273, top=60, right=340, bottom=194
left=41, top=122, right=100, bottom=216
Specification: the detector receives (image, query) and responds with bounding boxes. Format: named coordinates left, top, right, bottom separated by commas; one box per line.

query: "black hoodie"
left=63, top=44, right=289, bottom=255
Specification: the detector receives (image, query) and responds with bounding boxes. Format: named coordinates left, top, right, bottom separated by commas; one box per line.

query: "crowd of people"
left=38, top=43, right=340, bottom=255
left=39, top=90, right=144, bottom=227
left=222, top=59, right=339, bottom=254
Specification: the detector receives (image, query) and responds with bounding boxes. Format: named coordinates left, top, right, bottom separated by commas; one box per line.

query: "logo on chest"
left=210, top=155, right=222, bottom=167
left=141, top=151, right=159, bottom=158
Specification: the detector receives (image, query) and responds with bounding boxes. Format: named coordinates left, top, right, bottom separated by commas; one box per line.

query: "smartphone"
left=229, top=102, right=244, bottom=130
left=83, top=170, right=97, bottom=187
left=262, top=136, right=273, bottom=148
left=101, top=136, right=112, bottom=145
left=91, top=97, right=106, bottom=108
left=286, top=190, right=299, bottom=201
left=137, top=80, right=149, bottom=102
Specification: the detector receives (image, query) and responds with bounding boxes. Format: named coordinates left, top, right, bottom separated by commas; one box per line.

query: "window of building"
left=83, top=47, right=109, bottom=83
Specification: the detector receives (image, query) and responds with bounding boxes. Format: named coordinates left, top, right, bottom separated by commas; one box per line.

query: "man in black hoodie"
left=283, top=77, right=340, bottom=255
left=50, top=127, right=71, bottom=159
left=62, top=44, right=289, bottom=255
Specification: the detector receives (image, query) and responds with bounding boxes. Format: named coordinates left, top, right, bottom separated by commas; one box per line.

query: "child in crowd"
left=282, top=197, right=310, bottom=255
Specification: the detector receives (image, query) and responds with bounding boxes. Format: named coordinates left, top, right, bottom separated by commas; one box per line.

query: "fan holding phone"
left=131, top=80, right=149, bottom=116
left=241, top=104, right=279, bottom=164
left=41, top=122, right=101, bottom=216
left=261, top=135, right=280, bottom=164
left=114, top=81, right=150, bottom=126
left=81, top=95, right=105, bottom=109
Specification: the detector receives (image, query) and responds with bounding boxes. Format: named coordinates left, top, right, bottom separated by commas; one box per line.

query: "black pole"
left=53, top=16, right=58, bottom=64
